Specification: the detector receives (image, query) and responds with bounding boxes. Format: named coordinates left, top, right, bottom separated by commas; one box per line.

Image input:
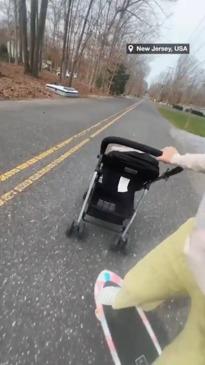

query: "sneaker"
left=97, top=286, right=121, bottom=306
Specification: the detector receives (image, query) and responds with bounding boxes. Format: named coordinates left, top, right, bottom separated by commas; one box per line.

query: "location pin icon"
left=128, top=44, right=134, bottom=53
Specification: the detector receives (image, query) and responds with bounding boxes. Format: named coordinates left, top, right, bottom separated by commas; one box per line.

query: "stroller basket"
left=67, top=136, right=183, bottom=251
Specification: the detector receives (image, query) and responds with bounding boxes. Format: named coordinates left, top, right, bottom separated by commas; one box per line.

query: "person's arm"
left=172, top=153, right=205, bottom=172
left=158, top=147, right=205, bottom=173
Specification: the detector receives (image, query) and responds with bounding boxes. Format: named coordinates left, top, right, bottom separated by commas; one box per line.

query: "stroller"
left=66, top=136, right=183, bottom=251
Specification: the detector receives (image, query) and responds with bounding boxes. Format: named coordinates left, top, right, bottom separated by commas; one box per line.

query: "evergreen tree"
left=109, top=64, right=130, bottom=95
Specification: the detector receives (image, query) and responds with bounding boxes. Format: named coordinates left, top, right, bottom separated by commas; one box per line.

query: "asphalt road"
left=0, top=96, right=203, bottom=365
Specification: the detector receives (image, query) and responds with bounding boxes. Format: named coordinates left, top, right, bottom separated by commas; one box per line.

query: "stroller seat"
left=103, top=149, right=159, bottom=185
left=86, top=149, right=159, bottom=225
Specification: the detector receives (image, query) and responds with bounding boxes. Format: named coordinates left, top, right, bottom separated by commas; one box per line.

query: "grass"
left=159, top=106, right=205, bottom=137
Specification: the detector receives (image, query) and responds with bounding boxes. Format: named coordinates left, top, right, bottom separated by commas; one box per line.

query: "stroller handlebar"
left=163, top=166, right=183, bottom=178
left=100, top=136, right=162, bottom=157
left=155, top=166, right=183, bottom=183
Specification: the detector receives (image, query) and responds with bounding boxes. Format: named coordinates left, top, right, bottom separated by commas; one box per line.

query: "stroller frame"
left=67, top=136, right=183, bottom=251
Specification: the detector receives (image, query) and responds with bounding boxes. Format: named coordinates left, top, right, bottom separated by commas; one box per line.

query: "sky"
left=146, top=0, right=205, bottom=86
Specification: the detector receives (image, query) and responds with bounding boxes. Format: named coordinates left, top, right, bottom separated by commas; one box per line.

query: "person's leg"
left=102, top=217, right=205, bottom=365
left=113, top=218, right=195, bottom=310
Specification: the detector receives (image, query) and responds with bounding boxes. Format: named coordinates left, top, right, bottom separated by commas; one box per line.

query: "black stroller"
left=66, top=136, right=182, bottom=251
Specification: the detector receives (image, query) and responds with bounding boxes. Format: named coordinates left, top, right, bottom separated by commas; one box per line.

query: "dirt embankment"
left=0, top=63, right=103, bottom=100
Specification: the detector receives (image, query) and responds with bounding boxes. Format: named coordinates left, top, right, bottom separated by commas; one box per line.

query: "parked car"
left=46, top=84, right=80, bottom=97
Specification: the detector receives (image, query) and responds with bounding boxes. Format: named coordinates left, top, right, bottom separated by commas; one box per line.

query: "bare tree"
left=48, top=0, right=63, bottom=47
left=1, top=0, right=179, bottom=98
left=0, top=0, right=14, bottom=62
left=19, top=0, right=29, bottom=72
left=18, top=0, right=23, bottom=63
left=30, top=0, right=38, bottom=70
left=13, top=0, right=18, bottom=63
left=68, top=0, right=95, bottom=86
left=149, top=55, right=205, bottom=106
left=33, top=0, right=49, bottom=76
left=60, top=0, right=73, bottom=79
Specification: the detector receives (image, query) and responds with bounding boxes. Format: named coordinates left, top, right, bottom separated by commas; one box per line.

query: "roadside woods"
left=1, top=0, right=175, bottom=94
left=149, top=55, right=205, bottom=107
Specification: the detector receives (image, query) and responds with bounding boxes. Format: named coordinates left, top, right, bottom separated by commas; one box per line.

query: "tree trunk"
left=39, top=46, right=43, bottom=71
left=68, top=0, right=95, bottom=86
left=8, top=39, right=11, bottom=63
left=19, top=0, right=30, bottom=72
left=32, top=0, right=48, bottom=77
left=13, top=0, right=18, bottom=64
left=18, top=5, right=23, bottom=63
left=60, top=0, right=73, bottom=80
left=88, top=0, right=112, bottom=90
left=64, top=32, right=71, bottom=76
left=75, top=29, right=92, bottom=72
left=30, top=0, right=38, bottom=70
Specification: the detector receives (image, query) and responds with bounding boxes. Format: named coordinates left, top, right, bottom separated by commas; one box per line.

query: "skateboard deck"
left=94, top=270, right=162, bottom=365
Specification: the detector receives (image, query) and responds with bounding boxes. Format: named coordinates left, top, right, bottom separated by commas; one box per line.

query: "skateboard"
left=94, top=270, right=162, bottom=365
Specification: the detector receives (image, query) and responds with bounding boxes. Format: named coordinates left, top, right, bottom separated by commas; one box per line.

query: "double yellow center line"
left=0, top=100, right=143, bottom=207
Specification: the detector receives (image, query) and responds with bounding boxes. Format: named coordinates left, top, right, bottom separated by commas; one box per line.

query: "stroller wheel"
left=65, top=220, right=76, bottom=238
left=110, top=236, right=128, bottom=253
left=83, top=191, right=88, bottom=200
left=76, top=222, right=86, bottom=240
left=66, top=220, right=86, bottom=240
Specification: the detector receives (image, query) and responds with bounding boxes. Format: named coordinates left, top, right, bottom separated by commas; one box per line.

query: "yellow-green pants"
left=113, top=218, right=205, bottom=365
